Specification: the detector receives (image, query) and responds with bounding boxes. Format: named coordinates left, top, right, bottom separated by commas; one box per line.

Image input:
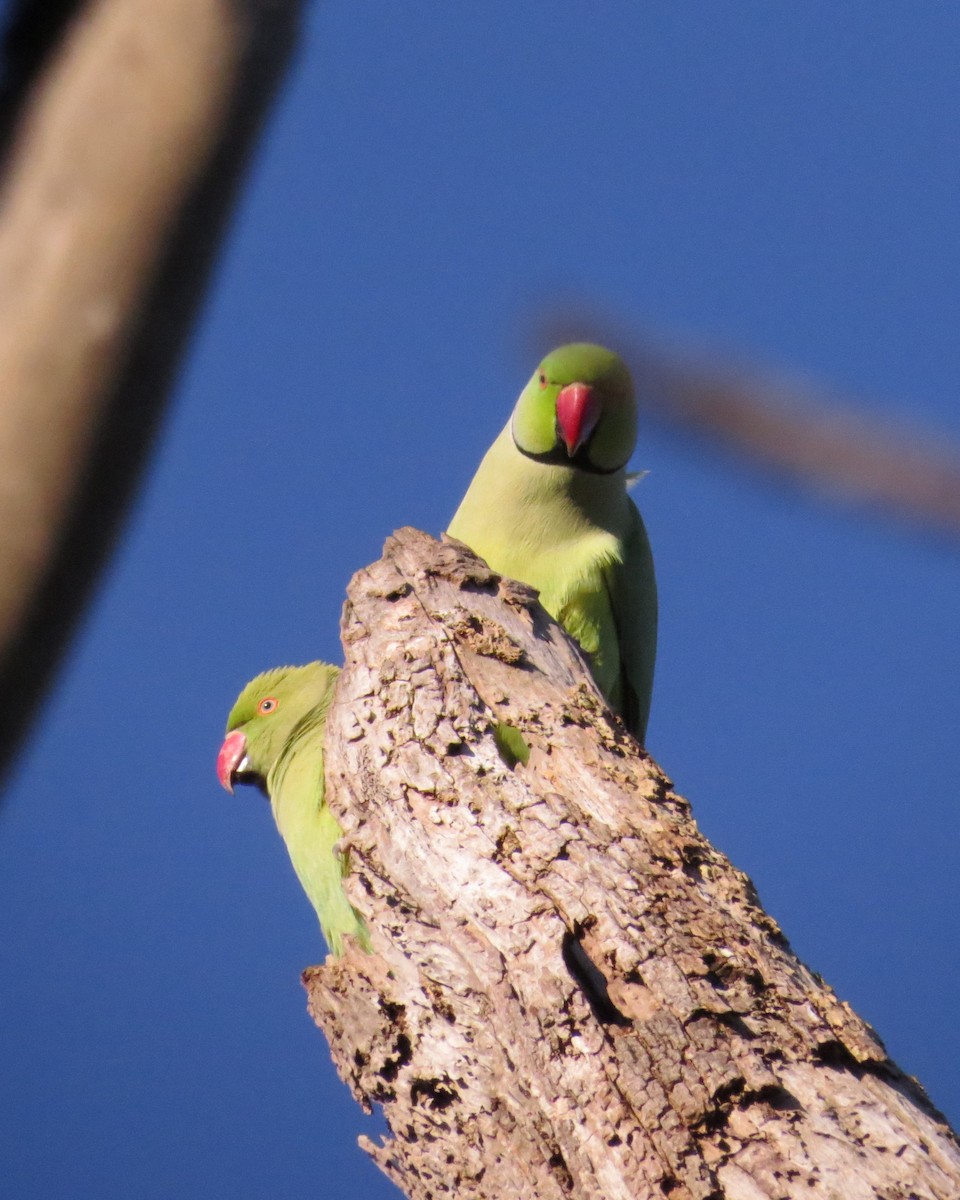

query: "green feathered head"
left=216, top=661, right=340, bottom=793
left=511, top=343, right=636, bottom=473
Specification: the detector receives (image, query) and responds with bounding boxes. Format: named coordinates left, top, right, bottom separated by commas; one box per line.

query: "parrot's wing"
left=604, top=500, right=657, bottom=744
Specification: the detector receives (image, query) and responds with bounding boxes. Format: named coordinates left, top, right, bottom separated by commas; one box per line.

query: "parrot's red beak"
left=556, top=383, right=600, bottom=457
left=216, top=729, right=247, bottom=794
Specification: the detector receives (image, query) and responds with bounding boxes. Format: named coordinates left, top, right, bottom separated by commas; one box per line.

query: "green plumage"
left=222, top=662, right=369, bottom=956
left=448, top=343, right=657, bottom=742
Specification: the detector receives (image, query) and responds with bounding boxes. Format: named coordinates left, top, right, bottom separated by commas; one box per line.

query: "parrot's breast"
left=448, top=424, right=628, bottom=697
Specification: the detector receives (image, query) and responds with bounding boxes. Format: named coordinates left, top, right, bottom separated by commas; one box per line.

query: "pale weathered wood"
left=305, top=527, right=960, bottom=1200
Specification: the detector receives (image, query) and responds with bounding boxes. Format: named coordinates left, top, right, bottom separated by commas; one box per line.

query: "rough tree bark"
left=306, top=528, right=960, bottom=1200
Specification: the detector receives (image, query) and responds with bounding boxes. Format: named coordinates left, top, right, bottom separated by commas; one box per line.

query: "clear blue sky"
left=2, top=5, right=959, bottom=1197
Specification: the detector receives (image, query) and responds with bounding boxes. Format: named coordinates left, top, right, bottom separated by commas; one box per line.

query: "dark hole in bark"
left=561, top=928, right=632, bottom=1027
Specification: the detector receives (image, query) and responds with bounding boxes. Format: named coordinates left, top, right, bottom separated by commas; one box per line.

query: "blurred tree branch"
left=0, top=2, right=84, bottom=157
left=0, top=0, right=303, bottom=785
left=545, top=313, right=960, bottom=537
left=307, top=528, right=960, bottom=1200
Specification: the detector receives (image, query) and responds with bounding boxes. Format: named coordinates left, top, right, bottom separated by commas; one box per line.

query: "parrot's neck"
left=451, top=423, right=629, bottom=540
left=267, top=705, right=329, bottom=825
left=446, top=422, right=632, bottom=622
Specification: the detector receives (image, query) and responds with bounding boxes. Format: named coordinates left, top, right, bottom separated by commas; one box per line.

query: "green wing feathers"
left=274, top=783, right=370, bottom=956
left=603, top=502, right=657, bottom=743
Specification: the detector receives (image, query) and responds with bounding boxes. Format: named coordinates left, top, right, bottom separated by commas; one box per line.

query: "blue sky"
left=2, top=5, right=959, bottom=1196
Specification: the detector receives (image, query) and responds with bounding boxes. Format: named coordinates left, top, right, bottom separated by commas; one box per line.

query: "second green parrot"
left=216, top=661, right=370, bottom=956
left=448, top=343, right=657, bottom=743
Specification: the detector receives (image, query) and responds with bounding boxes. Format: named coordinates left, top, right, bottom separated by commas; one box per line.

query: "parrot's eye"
left=258, top=697, right=279, bottom=715
left=538, top=372, right=547, bottom=388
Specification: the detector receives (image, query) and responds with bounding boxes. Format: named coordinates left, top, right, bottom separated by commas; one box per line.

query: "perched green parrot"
left=216, top=662, right=370, bottom=956
left=448, top=343, right=657, bottom=743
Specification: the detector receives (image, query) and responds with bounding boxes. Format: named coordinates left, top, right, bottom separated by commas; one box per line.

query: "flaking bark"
left=307, top=527, right=960, bottom=1200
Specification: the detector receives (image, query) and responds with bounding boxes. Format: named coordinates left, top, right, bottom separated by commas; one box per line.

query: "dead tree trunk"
left=306, top=527, right=960, bottom=1200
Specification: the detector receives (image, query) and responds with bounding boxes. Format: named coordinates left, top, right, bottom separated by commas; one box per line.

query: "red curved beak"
left=556, top=383, right=600, bottom=456
left=216, top=729, right=247, bottom=794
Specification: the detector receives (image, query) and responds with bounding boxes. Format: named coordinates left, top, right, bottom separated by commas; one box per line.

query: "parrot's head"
left=216, top=661, right=340, bottom=794
left=511, top=343, right=636, bottom=473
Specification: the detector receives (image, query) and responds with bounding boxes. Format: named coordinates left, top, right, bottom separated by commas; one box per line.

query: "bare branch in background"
left=0, top=2, right=84, bottom=158
left=544, top=313, right=960, bottom=538
left=0, top=0, right=304, bottom=785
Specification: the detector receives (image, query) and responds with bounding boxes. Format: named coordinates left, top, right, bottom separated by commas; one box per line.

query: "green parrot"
left=448, top=342, right=657, bottom=743
left=216, top=661, right=370, bottom=956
